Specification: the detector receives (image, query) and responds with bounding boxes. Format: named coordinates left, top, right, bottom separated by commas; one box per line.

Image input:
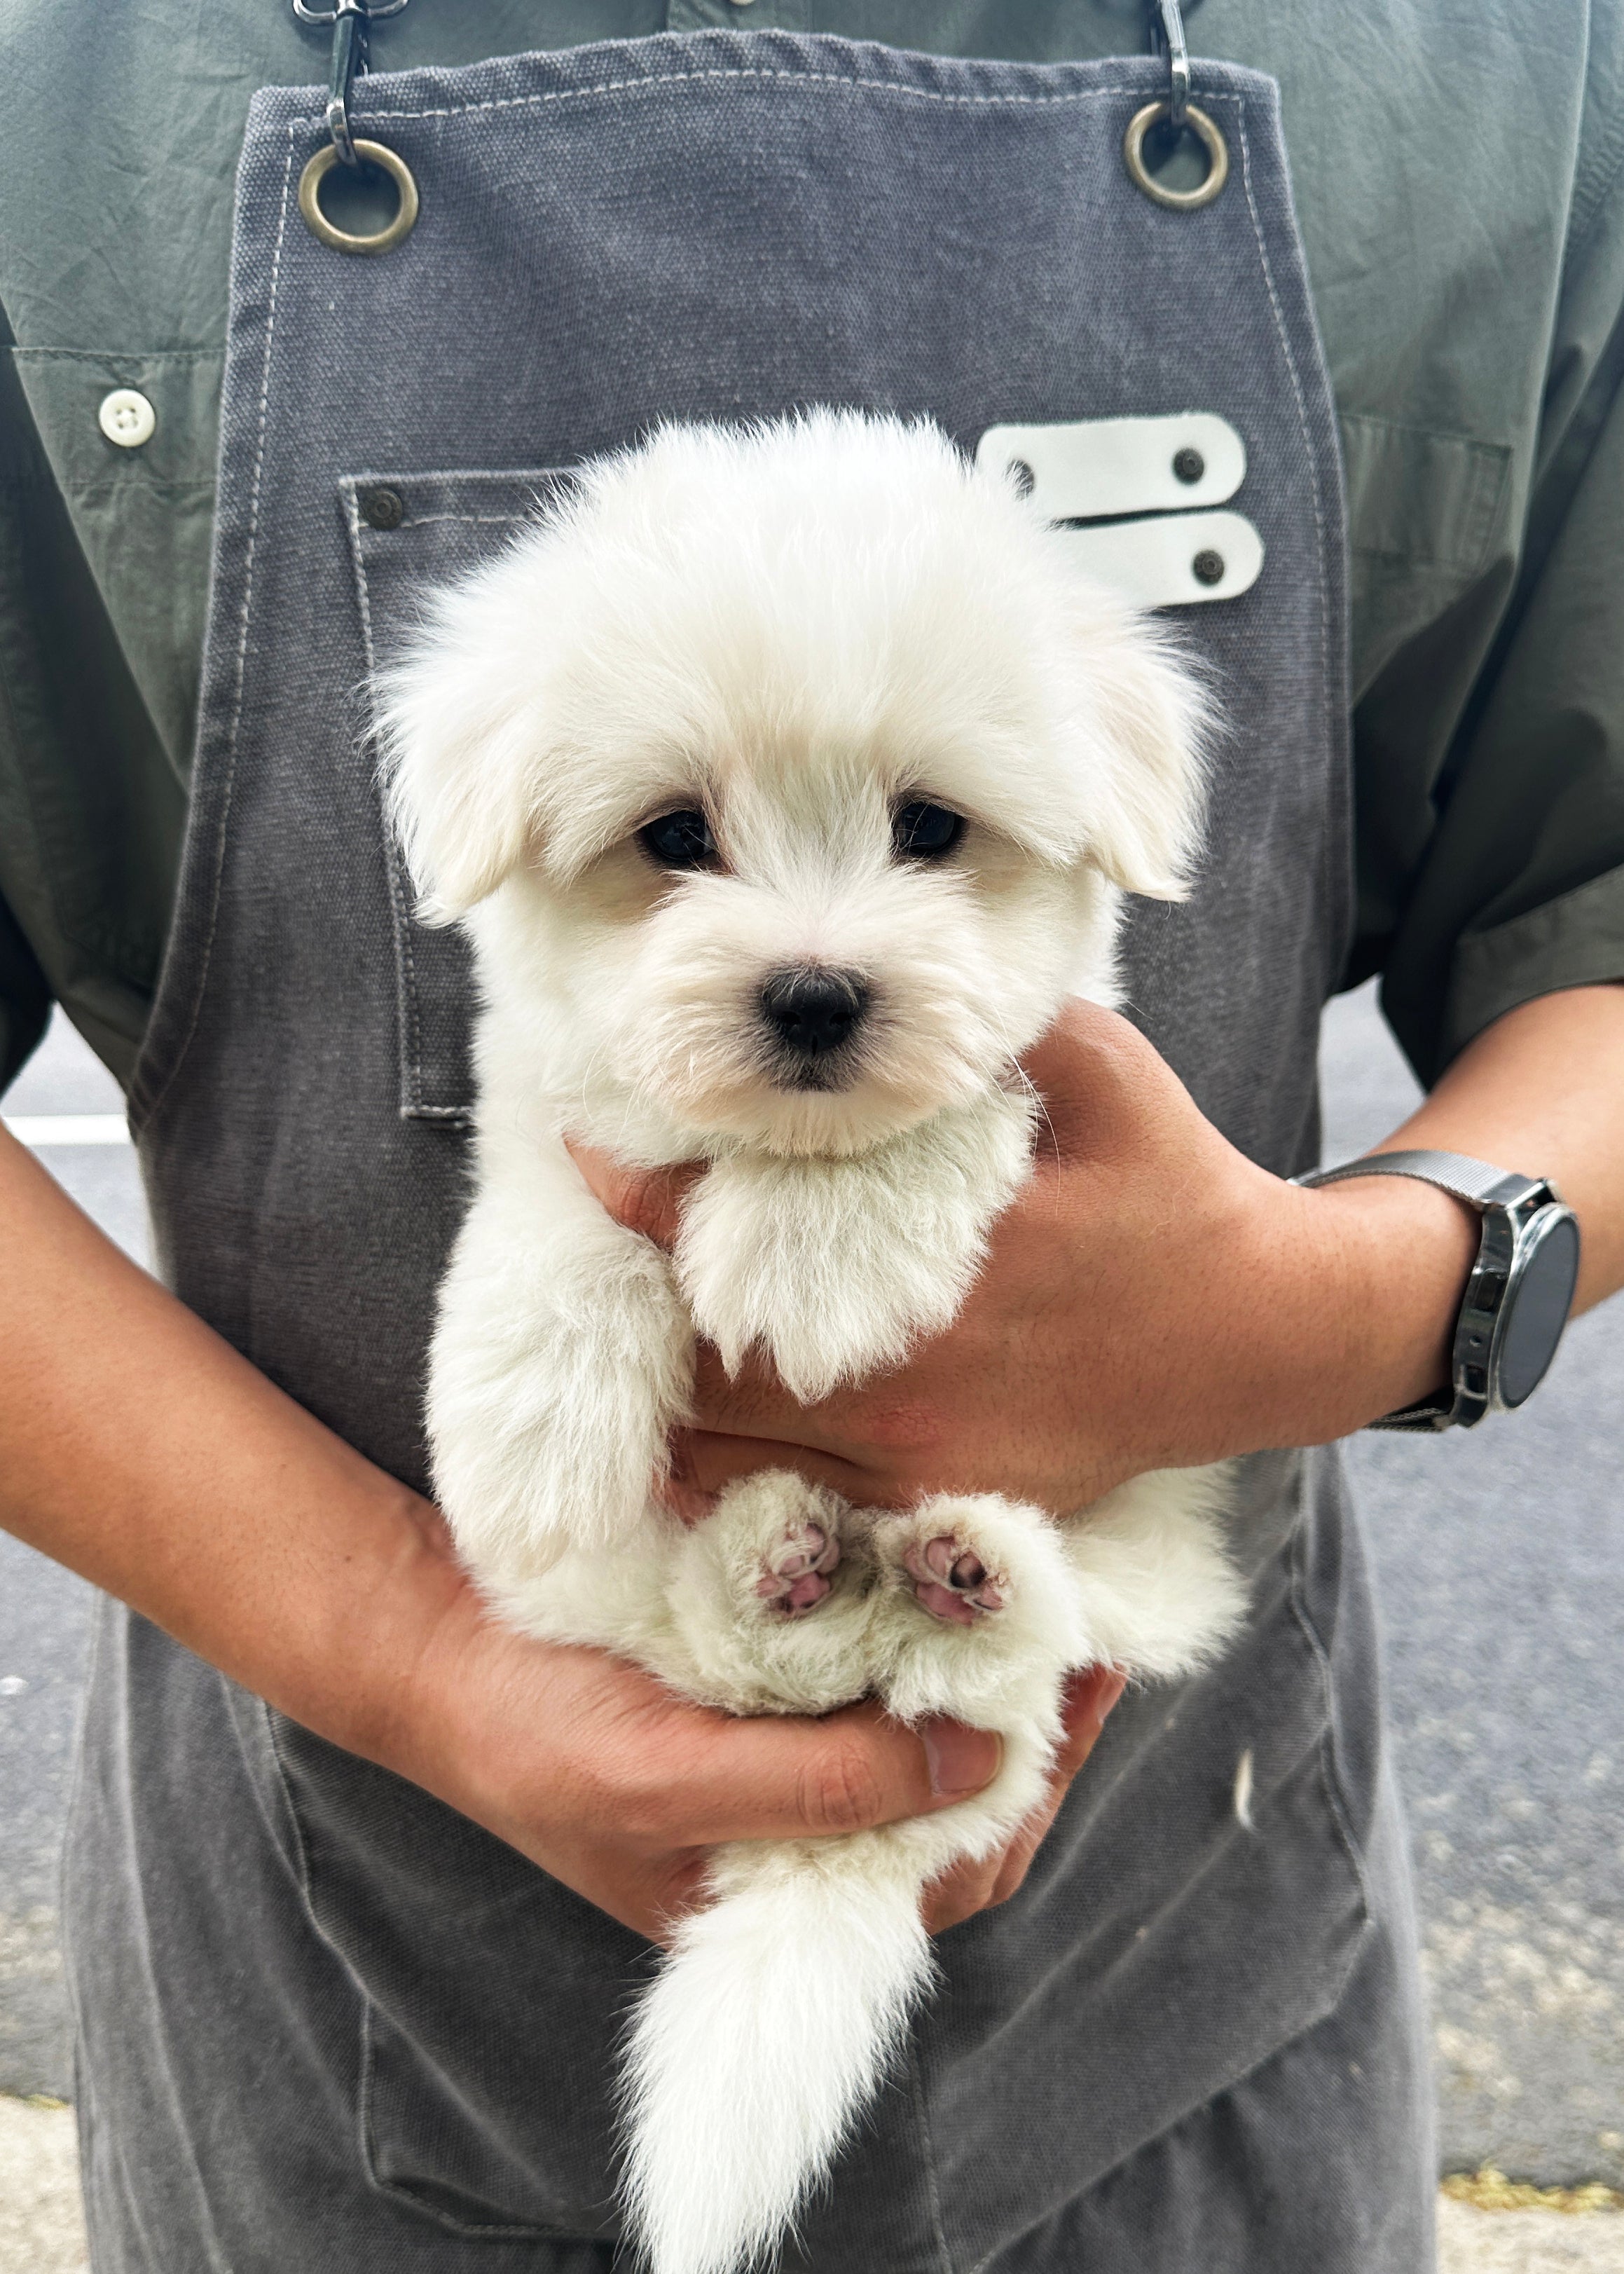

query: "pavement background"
left=1, top=985, right=1622, bottom=2210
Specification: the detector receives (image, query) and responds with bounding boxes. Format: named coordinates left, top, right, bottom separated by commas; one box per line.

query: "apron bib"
left=67, top=32, right=1427, bottom=2272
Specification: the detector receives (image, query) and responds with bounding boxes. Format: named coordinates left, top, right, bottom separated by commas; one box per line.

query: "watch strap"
left=1293, top=1149, right=1561, bottom=1432
left=1293, top=1147, right=1546, bottom=1213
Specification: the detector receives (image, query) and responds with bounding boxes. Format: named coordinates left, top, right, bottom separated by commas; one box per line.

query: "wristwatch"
left=1293, top=1149, right=1581, bottom=1432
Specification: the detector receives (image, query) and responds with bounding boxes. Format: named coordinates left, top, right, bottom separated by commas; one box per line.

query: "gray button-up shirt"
left=1, top=0, right=1621, bottom=1095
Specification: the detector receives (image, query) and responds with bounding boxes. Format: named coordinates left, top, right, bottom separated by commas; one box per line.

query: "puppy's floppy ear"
left=376, top=577, right=546, bottom=922
left=1074, top=605, right=1210, bottom=901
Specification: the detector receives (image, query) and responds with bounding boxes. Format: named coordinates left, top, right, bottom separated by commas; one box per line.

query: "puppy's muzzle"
left=759, top=966, right=870, bottom=1085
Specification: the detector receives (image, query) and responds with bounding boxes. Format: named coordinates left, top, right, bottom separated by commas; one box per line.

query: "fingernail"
left=921, top=1718, right=1002, bottom=1800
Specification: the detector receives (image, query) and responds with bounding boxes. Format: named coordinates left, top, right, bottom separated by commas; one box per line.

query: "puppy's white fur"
left=381, top=412, right=1246, bottom=2274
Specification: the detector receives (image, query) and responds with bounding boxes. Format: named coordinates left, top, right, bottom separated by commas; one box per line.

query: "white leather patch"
left=1061, top=510, right=1265, bottom=608
left=976, top=413, right=1246, bottom=520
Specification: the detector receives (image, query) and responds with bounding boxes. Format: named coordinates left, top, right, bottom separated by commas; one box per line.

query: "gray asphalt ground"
left=2, top=987, right=1622, bottom=2203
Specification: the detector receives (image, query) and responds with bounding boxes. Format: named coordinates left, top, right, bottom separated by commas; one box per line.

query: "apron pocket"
left=262, top=1700, right=634, bottom=2242
left=1339, top=412, right=1512, bottom=701
left=343, top=467, right=577, bottom=1123
left=360, top=1998, right=614, bottom=2242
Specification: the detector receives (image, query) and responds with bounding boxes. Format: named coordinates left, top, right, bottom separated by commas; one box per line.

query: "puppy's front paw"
left=675, top=1093, right=1033, bottom=1404
left=429, top=1189, right=692, bottom=1577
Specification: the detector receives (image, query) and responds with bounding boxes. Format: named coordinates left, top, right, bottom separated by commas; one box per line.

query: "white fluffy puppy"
left=381, top=411, right=1245, bottom=2274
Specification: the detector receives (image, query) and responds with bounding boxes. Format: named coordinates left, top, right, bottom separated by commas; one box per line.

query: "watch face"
left=1497, top=1209, right=1581, bottom=1409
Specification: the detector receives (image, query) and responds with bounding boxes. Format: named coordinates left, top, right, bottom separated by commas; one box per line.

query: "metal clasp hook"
left=1149, top=0, right=1190, bottom=130
left=293, top=0, right=410, bottom=172
left=1125, top=0, right=1226, bottom=210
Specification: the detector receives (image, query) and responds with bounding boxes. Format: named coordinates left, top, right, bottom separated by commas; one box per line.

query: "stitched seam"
left=261, top=1703, right=316, bottom=1907
left=1284, top=1505, right=1375, bottom=1929
left=349, top=491, right=476, bottom=1124
left=1340, top=407, right=1505, bottom=452
left=357, top=2002, right=574, bottom=2241
left=344, top=69, right=1151, bottom=128
left=1234, top=102, right=1347, bottom=980
left=136, top=124, right=298, bottom=1130
left=41, top=477, right=219, bottom=496
left=906, top=2034, right=956, bottom=2274
left=345, top=482, right=428, bottom=1118
left=1351, top=541, right=1495, bottom=569
left=1235, top=105, right=1328, bottom=756
left=1459, top=445, right=1513, bottom=573
left=54, top=1598, right=105, bottom=2116
left=394, top=511, right=535, bottom=527
left=8, top=345, right=223, bottom=363
left=352, top=466, right=563, bottom=483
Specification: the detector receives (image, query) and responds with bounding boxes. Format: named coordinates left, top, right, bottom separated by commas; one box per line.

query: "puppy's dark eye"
left=892, top=802, right=965, bottom=861
left=639, top=809, right=718, bottom=870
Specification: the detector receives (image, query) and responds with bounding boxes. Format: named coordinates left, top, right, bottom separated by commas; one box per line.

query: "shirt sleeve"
left=0, top=886, right=50, bottom=1094
left=1363, top=53, right=1624, bottom=1088
left=0, top=299, right=184, bottom=1093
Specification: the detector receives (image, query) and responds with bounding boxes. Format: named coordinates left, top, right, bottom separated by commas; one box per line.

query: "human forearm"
left=574, top=985, right=1624, bottom=1512
left=1258, top=981, right=1624, bottom=1450
left=1267, top=980, right=1624, bottom=1439
left=1368, top=982, right=1624, bottom=1312
left=0, top=1127, right=1013, bottom=1936
left=0, top=1124, right=446, bottom=1759
left=1213, top=984, right=1624, bottom=1447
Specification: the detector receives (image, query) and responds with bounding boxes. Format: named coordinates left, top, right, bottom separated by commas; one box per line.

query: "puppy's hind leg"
left=1054, top=1465, right=1247, bottom=1683
left=625, top=1496, right=1082, bottom=2274
left=867, top=1494, right=1086, bottom=1731
left=661, top=1472, right=876, bottom=1715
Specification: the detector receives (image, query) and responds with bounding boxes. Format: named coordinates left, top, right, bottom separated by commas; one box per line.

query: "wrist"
left=1245, top=1170, right=1480, bottom=1448
left=283, top=1481, right=477, bottom=1774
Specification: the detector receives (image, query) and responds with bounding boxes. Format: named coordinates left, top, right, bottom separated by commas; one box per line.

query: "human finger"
left=666, top=1425, right=890, bottom=1508
left=920, top=1665, right=1127, bottom=1932
left=982, top=1666, right=1128, bottom=1905
left=590, top=1683, right=1004, bottom=1853
left=563, top=1138, right=699, bottom=1248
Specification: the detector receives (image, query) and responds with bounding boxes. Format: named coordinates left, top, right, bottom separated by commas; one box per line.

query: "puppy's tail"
left=621, top=1830, right=932, bottom=2274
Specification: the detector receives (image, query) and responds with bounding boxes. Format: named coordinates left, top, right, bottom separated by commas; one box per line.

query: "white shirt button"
left=97, top=388, right=156, bottom=448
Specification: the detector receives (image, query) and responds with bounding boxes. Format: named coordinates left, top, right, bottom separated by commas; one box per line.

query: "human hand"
left=569, top=998, right=1480, bottom=1517
left=394, top=1514, right=1127, bottom=1942
left=0, top=1127, right=1003, bottom=1950
left=394, top=1514, right=1019, bottom=1943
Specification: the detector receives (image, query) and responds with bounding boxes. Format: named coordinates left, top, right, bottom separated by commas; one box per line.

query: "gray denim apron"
left=66, top=30, right=1433, bottom=2273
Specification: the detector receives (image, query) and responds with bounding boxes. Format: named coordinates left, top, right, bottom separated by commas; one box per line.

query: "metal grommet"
left=1192, top=547, right=1226, bottom=585
left=1173, top=446, right=1205, bottom=485
left=298, top=139, right=419, bottom=254
left=1123, top=100, right=1229, bottom=212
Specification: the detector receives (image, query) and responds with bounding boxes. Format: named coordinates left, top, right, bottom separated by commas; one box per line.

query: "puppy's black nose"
left=760, top=968, right=870, bottom=1057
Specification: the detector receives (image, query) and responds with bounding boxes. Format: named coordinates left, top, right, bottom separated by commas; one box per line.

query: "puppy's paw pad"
left=903, top=1533, right=1007, bottom=1625
left=756, top=1519, right=842, bottom=1617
